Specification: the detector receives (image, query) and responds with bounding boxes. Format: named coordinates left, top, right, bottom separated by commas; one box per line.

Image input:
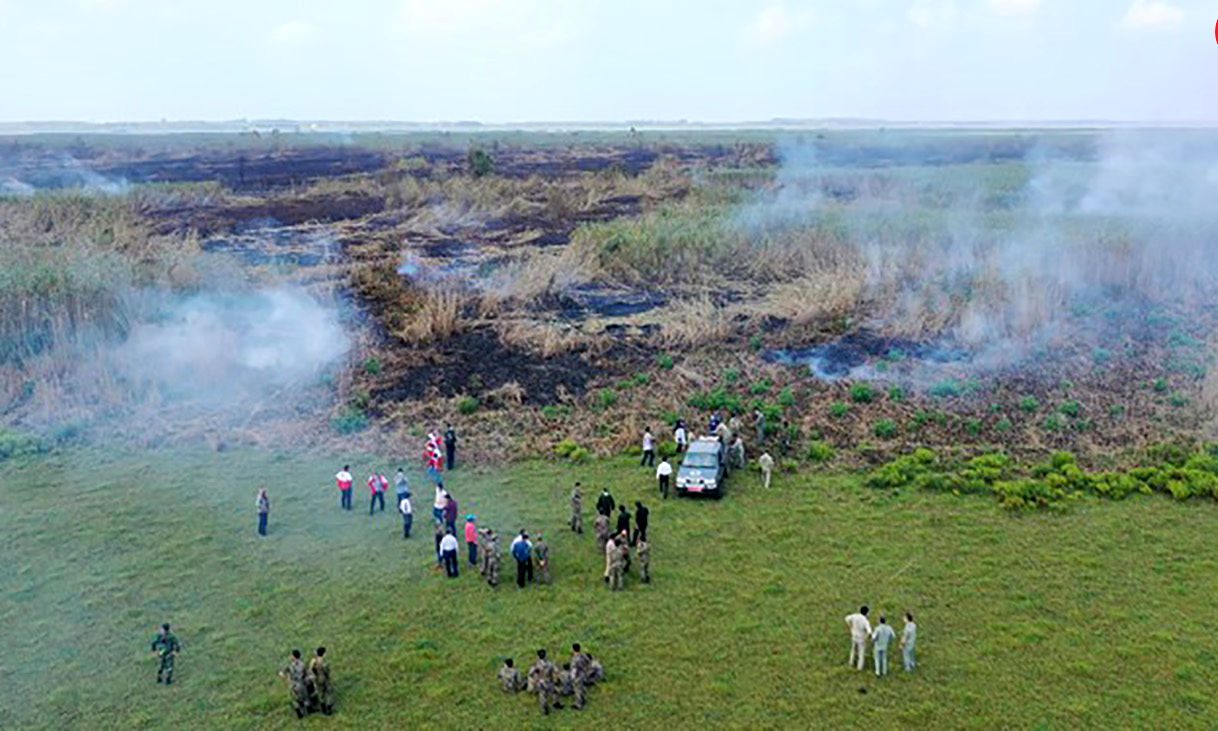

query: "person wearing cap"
left=464, top=514, right=479, bottom=566
left=150, top=623, right=181, bottom=684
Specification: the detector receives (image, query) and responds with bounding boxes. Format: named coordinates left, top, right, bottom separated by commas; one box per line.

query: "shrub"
left=457, top=396, right=480, bottom=415
left=751, top=400, right=783, bottom=429
left=749, top=334, right=764, bottom=351
left=363, top=357, right=382, bottom=375
left=690, top=388, right=743, bottom=414
left=873, top=419, right=899, bottom=439
left=0, top=428, right=45, bottom=460
left=1042, top=415, right=1064, bottom=432
left=595, top=389, right=618, bottom=411
left=964, top=418, right=982, bottom=436
left=467, top=148, right=493, bottom=177
left=1059, top=400, right=1082, bottom=418
left=1019, top=396, right=1040, bottom=413
left=657, top=441, right=679, bottom=459
left=929, top=380, right=961, bottom=398
left=568, top=446, right=591, bottom=463
left=554, top=439, right=579, bottom=458
left=806, top=440, right=836, bottom=463
left=657, top=353, right=675, bottom=370
left=1092, top=348, right=1112, bottom=366
left=749, top=379, right=773, bottom=396
left=353, top=390, right=370, bottom=410
left=780, top=458, right=800, bottom=473
left=778, top=387, right=796, bottom=409
left=886, top=348, right=906, bottom=362
left=1170, top=393, right=1189, bottom=408
left=331, top=406, right=369, bottom=435
left=829, top=402, right=850, bottom=419
left=1109, top=404, right=1126, bottom=417
left=723, top=368, right=741, bottom=385
left=1153, top=378, right=1169, bottom=393
left=888, top=386, right=906, bottom=403
left=995, top=418, right=1013, bottom=433
left=850, top=383, right=875, bottom=403
left=540, top=405, right=568, bottom=420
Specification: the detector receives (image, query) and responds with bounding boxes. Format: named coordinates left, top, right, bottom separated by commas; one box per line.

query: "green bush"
left=964, top=418, right=982, bottom=436
left=751, top=400, right=783, bottom=429
left=995, top=418, right=1013, bottom=433
left=1019, top=396, right=1040, bottom=413
left=689, top=388, right=743, bottom=414
left=829, top=402, right=850, bottom=419
left=1059, top=400, right=1082, bottom=418
left=1109, top=404, right=1127, bottom=417
left=569, top=446, right=591, bottom=464
left=749, top=334, right=764, bottom=351
left=888, top=386, right=906, bottom=403
left=723, top=368, right=740, bottom=385
left=363, top=357, right=382, bottom=375
left=1153, top=378, right=1169, bottom=393
left=1170, top=393, right=1190, bottom=408
left=467, top=148, right=494, bottom=177
left=873, top=419, right=899, bottom=439
left=780, top=458, right=800, bottom=473
left=457, top=396, right=480, bottom=415
left=594, top=389, right=618, bottom=411
left=330, top=406, right=369, bottom=435
left=850, top=383, right=875, bottom=403
left=1042, top=414, right=1064, bottom=432
left=778, top=387, right=796, bottom=409
left=0, top=428, right=45, bottom=460
left=806, top=440, right=836, bottom=463
left=657, top=353, right=674, bottom=370
left=749, top=379, right=773, bottom=396
left=657, top=441, right=679, bottom=459
left=554, top=439, right=579, bottom=458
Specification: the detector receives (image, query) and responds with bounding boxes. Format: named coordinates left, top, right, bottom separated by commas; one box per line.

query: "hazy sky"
left=1, top=0, right=1215, bottom=122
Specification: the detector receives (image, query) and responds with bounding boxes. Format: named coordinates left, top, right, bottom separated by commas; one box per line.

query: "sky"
left=0, top=0, right=1215, bottom=123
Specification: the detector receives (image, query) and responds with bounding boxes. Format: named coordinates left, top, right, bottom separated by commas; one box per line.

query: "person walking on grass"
left=603, top=532, right=617, bottom=584
left=616, top=504, right=631, bottom=544
left=610, top=533, right=629, bottom=590
left=464, top=515, right=479, bottom=566
left=335, top=465, right=353, bottom=511
left=594, top=512, right=610, bottom=553
left=656, top=457, right=672, bottom=500
left=440, top=528, right=460, bottom=578
left=367, top=471, right=388, bottom=514
left=444, top=424, right=458, bottom=470
left=637, top=536, right=651, bottom=583
left=758, top=451, right=774, bottom=489
left=150, top=623, right=181, bottom=685
left=674, top=420, right=688, bottom=453
left=256, top=488, right=270, bottom=536
left=398, top=494, right=413, bottom=539
left=535, top=532, right=551, bottom=584
left=308, top=647, right=334, bottom=715
left=425, top=436, right=445, bottom=488
left=872, top=615, right=896, bottom=677
left=279, top=649, right=310, bottom=718
left=846, top=606, right=872, bottom=671
left=512, top=530, right=534, bottom=588
left=641, top=427, right=656, bottom=467
left=570, top=482, right=584, bottom=534
left=902, top=612, right=917, bottom=672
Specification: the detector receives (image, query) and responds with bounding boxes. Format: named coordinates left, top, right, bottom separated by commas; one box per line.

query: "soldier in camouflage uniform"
left=637, top=537, right=651, bottom=583
left=477, top=528, right=490, bottom=577
left=150, top=623, right=181, bottom=684
left=570, top=484, right=583, bottom=534
left=498, top=658, right=524, bottom=692
left=594, top=513, right=610, bottom=553
left=534, top=533, right=551, bottom=584
left=279, top=649, right=311, bottom=718
left=528, top=649, right=562, bottom=715
left=308, top=647, right=334, bottom=715
left=569, top=644, right=590, bottom=710
left=609, top=537, right=627, bottom=591
left=486, top=532, right=501, bottom=588
left=585, top=655, right=604, bottom=685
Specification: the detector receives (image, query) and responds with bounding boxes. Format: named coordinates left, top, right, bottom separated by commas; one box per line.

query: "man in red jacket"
left=335, top=465, right=353, bottom=511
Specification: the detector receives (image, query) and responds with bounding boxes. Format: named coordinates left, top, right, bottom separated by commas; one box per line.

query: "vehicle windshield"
left=682, top=453, right=719, bottom=468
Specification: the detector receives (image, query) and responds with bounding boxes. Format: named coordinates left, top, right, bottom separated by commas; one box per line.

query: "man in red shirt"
left=367, top=472, right=388, bottom=514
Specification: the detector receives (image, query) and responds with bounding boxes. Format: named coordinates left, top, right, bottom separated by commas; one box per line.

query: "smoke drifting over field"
left=752, top=132, right=1218, bottom=378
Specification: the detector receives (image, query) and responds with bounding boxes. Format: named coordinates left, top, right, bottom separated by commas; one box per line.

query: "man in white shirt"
left=433, top=486, right=447, bottom=525
left=335, top=466, right=353, bottom=511
left=640, top=428, right=655, bottom=467
left=845, top=605, right=872, bottom=671
left=901, top=612, right=917, bottom=672
left=656, top=458, right=673, bottom=500
left=674, top=423, right=688, bottom=453
left=871, top=615, right=896, bottom=677
left=439, top=529, right=460, bottom=578
left=603, top=533, right=617, bottom=584
left=398, top=495, right=413, bottom=539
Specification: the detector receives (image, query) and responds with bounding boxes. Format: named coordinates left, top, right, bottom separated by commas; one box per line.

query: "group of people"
left=278, top=647, right=335, bottom=718
left=845, top=606, right=918, bottom=677
left=498, top=644, right=606, bottom=715
left=571, top=484, right=652, bottom=590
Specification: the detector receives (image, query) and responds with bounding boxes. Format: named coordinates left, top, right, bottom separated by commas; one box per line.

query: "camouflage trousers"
left=609, top=564, right=624, bottom=591
left=570, top=512, right=582, bottom=533
left=537, top=681, right=556, bottom=715
left=290, top=682, right=310, bottom=716
left=487, top=559, right=500, bottom=587
left=157, top=654, right=175, bottom=683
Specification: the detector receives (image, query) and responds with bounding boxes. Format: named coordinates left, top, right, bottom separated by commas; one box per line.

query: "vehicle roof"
left=687, top=439, right=721, bottom=453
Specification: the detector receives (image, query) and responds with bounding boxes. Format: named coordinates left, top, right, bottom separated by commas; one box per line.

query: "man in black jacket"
left=616, top=504, right=631, bottom=542
left=444, top=425, right=458, bottom=470
left=633, top=501, right=649, bottom=544
left=596, top=488, right=615, bottom=517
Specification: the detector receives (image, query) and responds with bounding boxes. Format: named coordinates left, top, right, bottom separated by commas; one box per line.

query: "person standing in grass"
left=674, top=420, right=688, bottom=453
left=753, top=407, right=766, bottom=444
left=641, top=427, right=656, bottom=467
left=433, top=521, right=446, bottom=568
left=308, top=647, right=334, bottom=716
left=464, top=515, right=479, bottom=566
left=902, top=612, right=917, bottom=672
left=616, top=505, right=631, bottom=544
left=603, top=532, right=617, bottom=584
left=758, top=451, right=774, bottom=489
left=443, top=493, right=459, bottom=535
left=570, top=483, right=584, bottom=534
left=394, top=467, right=410, bottom=505
left=279, top=649, right=310, bottom=719
left=656, top=457, right=672, bottom=499
left=335, top=465, right=353, bottom=511
left=440, top=528, right=460, bottom=578
left=367, top=471, right=388, bottom=514
left=256, top=488, right=270, bottom=536
left=150, top=623, right=181, bottom=685
left=398, top=493, right=413, bottom=538
left=499, top=658, right=523, bottom=692
left=730, top=435, right=746, bottom=470
left=633, top=501, right=649, bottom=544
left=486, top=530, right=501, bottom=587
left=872, top=615, right=896, bottom=677
left=535, top=532, right=551, bottom=584
left=636, top=536, right=651, bottom=584
left=444, top=425, right=458, bottom=470
left=433, top=486, right=447, bottom=525
left=594, top=512, right=610, bottom=553
left=596, top=487, right=616, bottom=517
left=709, top=411, right=722, bottom=435
left=846, top=606, right=872, bottom=671
left=425, top=436, right=445, bottom=488
left=610, top=533, right=629, bottom=590
left=512, top=530, right=534, bottom=588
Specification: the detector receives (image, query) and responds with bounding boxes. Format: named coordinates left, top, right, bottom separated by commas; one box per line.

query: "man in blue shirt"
left=511, top=531, right=534, bottom=588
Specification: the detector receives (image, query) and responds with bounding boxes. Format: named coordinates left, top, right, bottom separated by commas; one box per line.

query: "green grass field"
left=3, top=449, right=1218, bottom=729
